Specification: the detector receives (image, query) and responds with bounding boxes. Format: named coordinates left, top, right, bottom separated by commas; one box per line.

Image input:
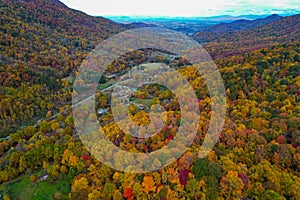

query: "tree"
left=3, top=195, right=11, bottom=200
left=30, top=174, right=37, bottom=183
left=142, top=176, right=156, bottom=195
left=178, top=170, right=189, bottom=186
left=133, top=182, right=144, bottom=198
left=152, top=171, right=161, bottom=185
left=204, top=176, right=220, bottom=200
left=72, top=177, right=89, bottom=190
left=192, top=158, right=222, bottom=180
left=156, top=185, right=171, bottom=200
left=178, top=151, right=194, bottom=170
left=220, top=171, right=244, bottom=200
left=185, top=178, right=204, bottom=199
left=166, top=190, right=178, bottom=200
left=71, top=177, right=89, bottom=200
left=113, top=190, right=123, bottom=200
left=24, top=126, right=37, bottom=139
left=277, top=135, right=285, bottom=144
left=124, top=187, right=134, bottom=200
left=262, top=190, right=285, bottom=200
left=102, top=182, right=117, bottom=200
left=88, top=190, right=101, bottom=200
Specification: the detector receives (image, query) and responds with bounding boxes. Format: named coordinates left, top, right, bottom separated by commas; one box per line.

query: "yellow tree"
left=142, top=176, right=156, bottom=195
left=220, top=171, right=244, bottom=200
left=71, top=177, right=89, bottom=200
left=88, top=190, right=101, bottom=200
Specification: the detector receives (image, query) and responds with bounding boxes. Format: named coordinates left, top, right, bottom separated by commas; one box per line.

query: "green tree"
left=102, top=182, right=117, bottom=200
left=192, top=158, right=222, bottom=180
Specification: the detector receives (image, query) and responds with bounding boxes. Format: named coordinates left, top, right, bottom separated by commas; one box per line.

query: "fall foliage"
left=0, top=0, right=299, bottom=199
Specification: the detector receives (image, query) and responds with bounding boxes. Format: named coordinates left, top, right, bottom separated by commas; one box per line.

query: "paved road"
left=0, top=136, right=9, bottom=142
left=0, top=84, right=116, bottom=141
left=47, top=84, right=116, bottom=121
left=1, top=61, right=177, bottom=141
left=71, top=84, right=115, bottom=108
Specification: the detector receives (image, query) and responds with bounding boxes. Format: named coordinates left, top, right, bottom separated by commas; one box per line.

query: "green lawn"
left=0, top=171, right=71, bottom=200
left=131, top=98, right=154, bottom=108
left=98, top=81, right=115, bottom=90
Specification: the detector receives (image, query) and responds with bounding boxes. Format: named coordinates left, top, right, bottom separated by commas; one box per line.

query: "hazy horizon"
left=60, top=0, right=300, bottom=17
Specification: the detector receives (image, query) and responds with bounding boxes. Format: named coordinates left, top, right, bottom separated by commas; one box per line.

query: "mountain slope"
left=1, top=0, right=129, bottom=46
left=0, top=0, right=130, bottom=135
left=193, top=14, right=300, bottom=58
left=193, top=14, right=299, bottom=43
left=0, top=0, right=136, bottom=77
left=198, top=14, right=282, bottom=34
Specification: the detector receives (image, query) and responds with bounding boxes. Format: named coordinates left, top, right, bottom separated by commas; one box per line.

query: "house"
left=107, top=74, right=117, bottom=79
left=40, top=174, right=48, bottom=181
left=98, top=108, right=109, bottom=116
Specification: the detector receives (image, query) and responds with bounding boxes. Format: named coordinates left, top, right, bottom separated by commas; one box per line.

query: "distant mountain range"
left=193, top=14, right=299, bottom=42
left=193, top=14, right=300, bottom=58
left=197, top=14, right=283, bottom=34
left=106, top=14, right=294, bottom=23
left=105, top=14, right=297, bottom=35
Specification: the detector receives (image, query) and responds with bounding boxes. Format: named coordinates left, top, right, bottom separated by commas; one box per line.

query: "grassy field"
left=131, top=98, right=154, bottom=108
left=98, top=80, right=116, bottom=91
left=0, top=171, right=71, bottom=200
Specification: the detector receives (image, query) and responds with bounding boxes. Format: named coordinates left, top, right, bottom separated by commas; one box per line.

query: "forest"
left=0, top=0, right=299, bottom=199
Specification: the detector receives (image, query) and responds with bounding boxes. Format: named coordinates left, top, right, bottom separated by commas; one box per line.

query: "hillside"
left=0, top=0, right=130, bottom=136
left=1, top=0, right=129, bottom=57
left=193, top=14, right=300, bottom=58
left=198, top=14, right=282, bottom=34
left=1, top=42, right=300, bottom=199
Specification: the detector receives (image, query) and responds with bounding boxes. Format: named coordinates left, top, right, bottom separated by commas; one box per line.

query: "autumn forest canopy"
left=0, top=0, right=300, bottom=199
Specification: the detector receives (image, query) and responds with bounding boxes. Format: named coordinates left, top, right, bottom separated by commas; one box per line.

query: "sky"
left=60, top=0, right=300, bottom=17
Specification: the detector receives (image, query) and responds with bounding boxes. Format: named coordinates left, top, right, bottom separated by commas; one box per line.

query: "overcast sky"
left=60, top=0, right=300, bottom=17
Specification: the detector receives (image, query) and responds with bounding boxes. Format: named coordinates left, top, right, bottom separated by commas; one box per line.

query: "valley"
left=0, top=0, right=299, bottom=199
